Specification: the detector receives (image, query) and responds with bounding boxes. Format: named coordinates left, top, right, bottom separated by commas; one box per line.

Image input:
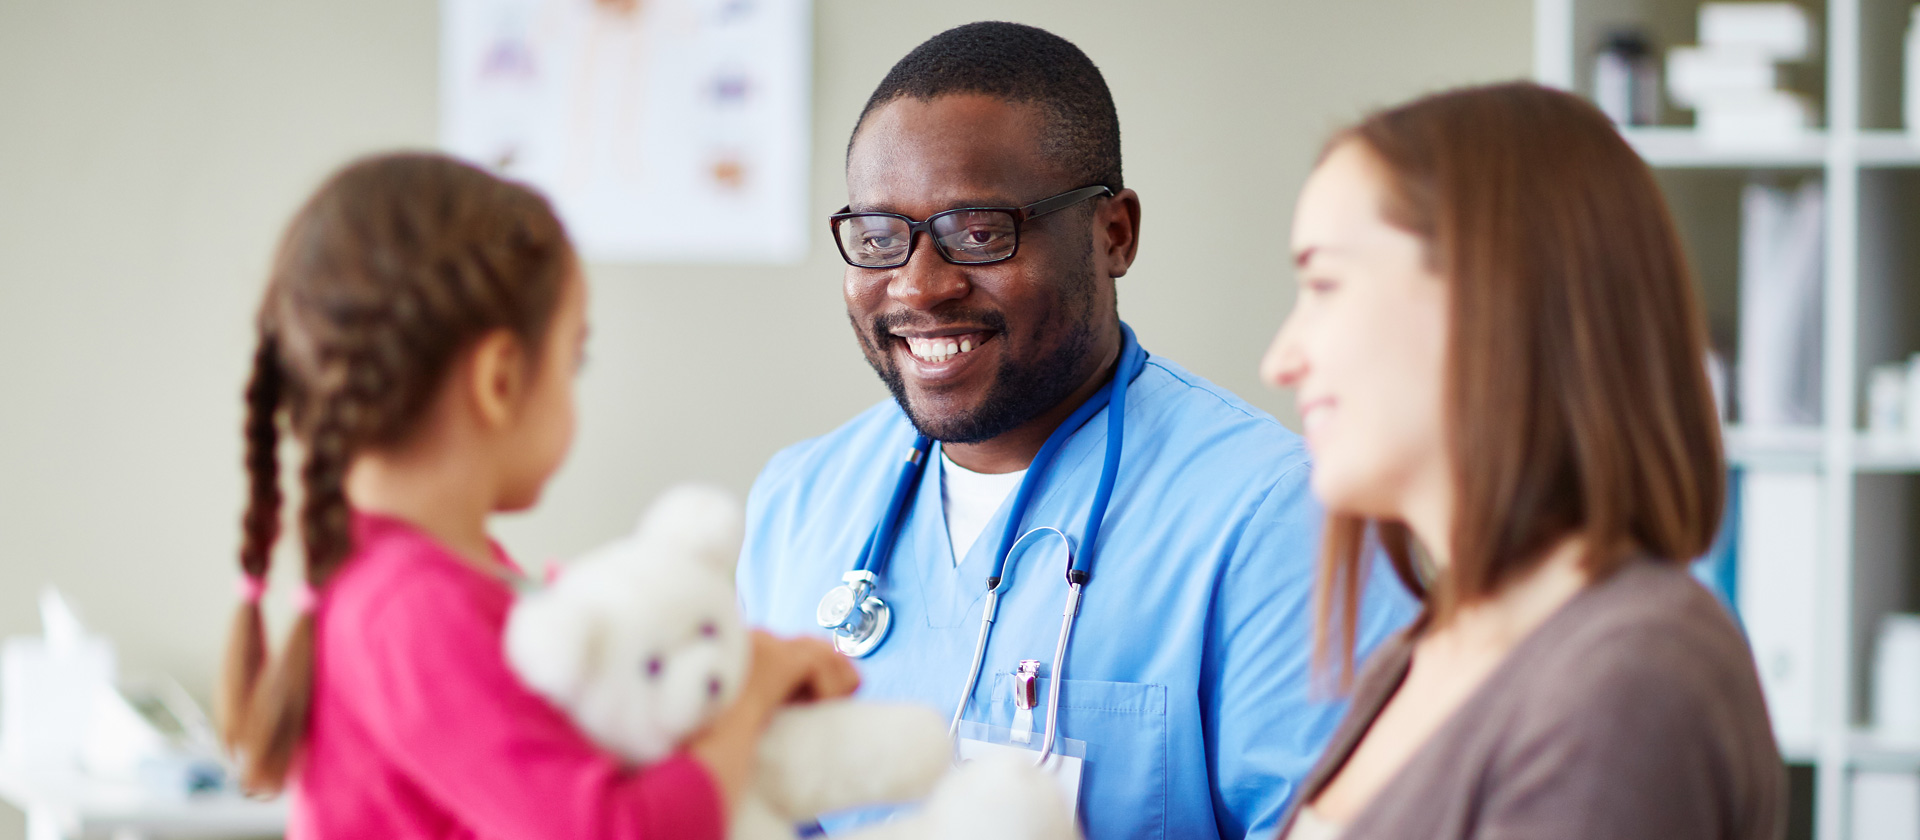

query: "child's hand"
left=747, top=630, right=860, bottom=705
left=688, top=630, right=861, bottom=809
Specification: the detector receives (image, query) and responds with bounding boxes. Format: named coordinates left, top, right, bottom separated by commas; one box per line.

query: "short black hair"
left=851, top=21, right=1123, bottom=191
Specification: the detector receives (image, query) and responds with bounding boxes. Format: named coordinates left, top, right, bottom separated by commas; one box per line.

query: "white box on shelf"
left=1737, top=470, right=1820, bottom=750
left=1698, top=91, right=1814, bottom=149
left=1699, top=2, right=1812, bottom=60
left=1667, top=46, right=1780, bottom=107
left=1874, top=614, right=1920, bottom=743
left=1852, top=771, right=1920, bottom=840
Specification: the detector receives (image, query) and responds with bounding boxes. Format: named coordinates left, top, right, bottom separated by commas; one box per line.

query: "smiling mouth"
left=1299, top=398, right=1335, bottom=435
left=894, top=331, right=995, bottom=365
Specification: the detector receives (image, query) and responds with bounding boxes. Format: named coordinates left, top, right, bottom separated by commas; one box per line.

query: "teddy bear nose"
left=707, top=676, right=723, bottom=699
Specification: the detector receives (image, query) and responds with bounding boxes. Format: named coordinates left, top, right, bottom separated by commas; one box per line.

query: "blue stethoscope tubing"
left=850, top=325, right=1140, bottom=585
left=817, top=323, right=1145, bottom=766
left=949, top=326, right=1140, bottom=767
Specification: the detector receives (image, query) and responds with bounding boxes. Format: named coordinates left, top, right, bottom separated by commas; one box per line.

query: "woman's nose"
left=1261, top=312, right=1307, bottom=390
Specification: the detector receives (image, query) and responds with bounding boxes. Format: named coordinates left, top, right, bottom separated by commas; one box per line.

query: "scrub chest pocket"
left=985, top=674, right=1170, bottom=840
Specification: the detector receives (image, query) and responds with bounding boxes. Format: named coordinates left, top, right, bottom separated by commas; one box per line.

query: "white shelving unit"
left=1615, top=127, right=1920, bottom=168
left=1539, top=1, right=1920, bottom=838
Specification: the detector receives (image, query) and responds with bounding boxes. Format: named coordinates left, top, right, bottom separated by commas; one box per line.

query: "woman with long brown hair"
left=1262, top=83, right=1785, bottom=838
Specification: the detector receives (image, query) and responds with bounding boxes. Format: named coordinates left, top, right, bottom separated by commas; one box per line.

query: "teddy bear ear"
left=630, top=484, right=744, bottom=579
left=504, top=589, right=606, bottom=705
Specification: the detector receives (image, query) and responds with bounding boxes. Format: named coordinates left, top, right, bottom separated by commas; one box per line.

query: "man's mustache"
left=870, top=309, right=1009, bottom=339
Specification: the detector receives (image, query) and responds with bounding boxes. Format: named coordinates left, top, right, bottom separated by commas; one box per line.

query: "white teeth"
left=903, top=335, right=982, bottom=363
left=1302, top=405, right=1332, bottom=434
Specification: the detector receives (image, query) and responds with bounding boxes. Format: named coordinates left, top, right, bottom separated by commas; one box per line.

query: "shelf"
left=1725, top=425, right=1825, bottom=470
left=0, top=766, right=286, bottom=839
left=1542, top=0, right=1920, bottom=835
left=1723, top=426, right=1920, bottom=473
left=1857, top=130, right=1920, bottom=167
left=1617, top=128, right=1920, bottom=169
left=1853, top=435, right=1920, bottom=472
left=1783, top=739, right=1821, bottom=765
left=1622, top=126, right=1828, bottom=169
left=1850, top=731, right=1920, bottom=772
left=1772, top=735, right=1920, bottom=772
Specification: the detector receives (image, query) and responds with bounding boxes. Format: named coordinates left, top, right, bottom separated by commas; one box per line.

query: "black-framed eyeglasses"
left=829, top=185, right=1114, bottom=269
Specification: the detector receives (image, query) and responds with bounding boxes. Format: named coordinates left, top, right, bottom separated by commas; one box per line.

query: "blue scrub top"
left=739, top=340, right=1415, bottom=840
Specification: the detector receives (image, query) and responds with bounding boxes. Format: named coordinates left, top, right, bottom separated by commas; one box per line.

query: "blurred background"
left=0, top=0, right=1521, bottom=799
left=36, top=0, right=1920, bottom=838
left=0, top=1, right=1527, bottom=835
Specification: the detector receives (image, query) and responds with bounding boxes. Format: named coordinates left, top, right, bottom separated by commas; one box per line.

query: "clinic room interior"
left=8, top=0, right=1920, bottom=838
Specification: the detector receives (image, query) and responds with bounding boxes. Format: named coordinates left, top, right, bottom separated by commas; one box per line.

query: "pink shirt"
left=291, top=513, right=725, bottom=840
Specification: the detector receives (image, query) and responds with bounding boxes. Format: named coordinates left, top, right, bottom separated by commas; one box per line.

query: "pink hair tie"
left=237, top=575, right=267, bottom=604
left=291, top=582, right=320, bottom=614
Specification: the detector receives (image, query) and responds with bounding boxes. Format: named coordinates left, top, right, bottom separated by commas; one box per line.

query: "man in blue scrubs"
left=737, top=22, right=1411, bottom=839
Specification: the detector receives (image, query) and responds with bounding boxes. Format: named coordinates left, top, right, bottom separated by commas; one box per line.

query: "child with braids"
left=218, top=152, right=858, bottom=839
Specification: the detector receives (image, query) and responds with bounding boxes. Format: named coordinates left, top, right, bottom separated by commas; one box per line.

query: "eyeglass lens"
left=836, top=209, right=1020, bottom=267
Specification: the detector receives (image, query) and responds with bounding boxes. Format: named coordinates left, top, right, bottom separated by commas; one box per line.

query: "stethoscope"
left=815, top=324, right=1144, bottom=763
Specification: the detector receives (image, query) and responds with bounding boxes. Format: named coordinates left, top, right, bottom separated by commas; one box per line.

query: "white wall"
left=0, top=1, right=1526, bottom=835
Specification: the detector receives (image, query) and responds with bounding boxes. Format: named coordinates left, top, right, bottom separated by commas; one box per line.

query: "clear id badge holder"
left=955, top=720, right=1087, bottom=817
left=954, top=660, right=1087, bottom=824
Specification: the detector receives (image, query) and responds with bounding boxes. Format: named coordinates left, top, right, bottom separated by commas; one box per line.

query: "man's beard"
left=857, top=261, right=1101, bottom=445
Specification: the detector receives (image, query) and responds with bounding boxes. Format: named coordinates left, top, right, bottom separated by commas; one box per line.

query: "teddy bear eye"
left=699, top=621, right=718, bottom=638
left=644, top=656, right=663, bottom=678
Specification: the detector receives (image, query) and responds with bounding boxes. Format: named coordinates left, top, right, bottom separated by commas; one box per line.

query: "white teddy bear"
left=504, top=485, right=1078, bottom=840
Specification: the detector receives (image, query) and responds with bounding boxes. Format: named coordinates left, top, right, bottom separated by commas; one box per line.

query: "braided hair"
left=218, top=152, right=573, bottom=792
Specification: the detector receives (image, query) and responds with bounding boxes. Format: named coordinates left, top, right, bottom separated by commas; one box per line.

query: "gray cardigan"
left=1277, top=559, right=1786, bottom=839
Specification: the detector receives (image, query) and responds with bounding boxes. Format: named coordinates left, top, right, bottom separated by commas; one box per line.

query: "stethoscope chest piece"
left=816, top=570, right=892, bottom=658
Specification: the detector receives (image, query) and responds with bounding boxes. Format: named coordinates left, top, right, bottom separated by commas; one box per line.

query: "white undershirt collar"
left=938, top=448, right=1026, bottom=566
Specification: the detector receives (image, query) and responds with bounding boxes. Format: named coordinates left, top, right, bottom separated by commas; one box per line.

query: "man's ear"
left=1099, top=187, right=1143, bottom=279
left=467, top=329, right=529, bottom=430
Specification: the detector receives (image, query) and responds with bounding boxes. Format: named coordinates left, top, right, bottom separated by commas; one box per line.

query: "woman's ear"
left=467, top=328, right=529, bottom=430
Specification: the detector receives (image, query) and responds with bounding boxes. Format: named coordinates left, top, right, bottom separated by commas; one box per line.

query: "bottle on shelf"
left=1595, top=28, right=1660, bottom=126
left=1867, top=362, right=1906, bottom=445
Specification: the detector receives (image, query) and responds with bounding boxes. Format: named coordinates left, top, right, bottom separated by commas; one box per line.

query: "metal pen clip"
left=1015, top=659, right=1041, bottom=711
